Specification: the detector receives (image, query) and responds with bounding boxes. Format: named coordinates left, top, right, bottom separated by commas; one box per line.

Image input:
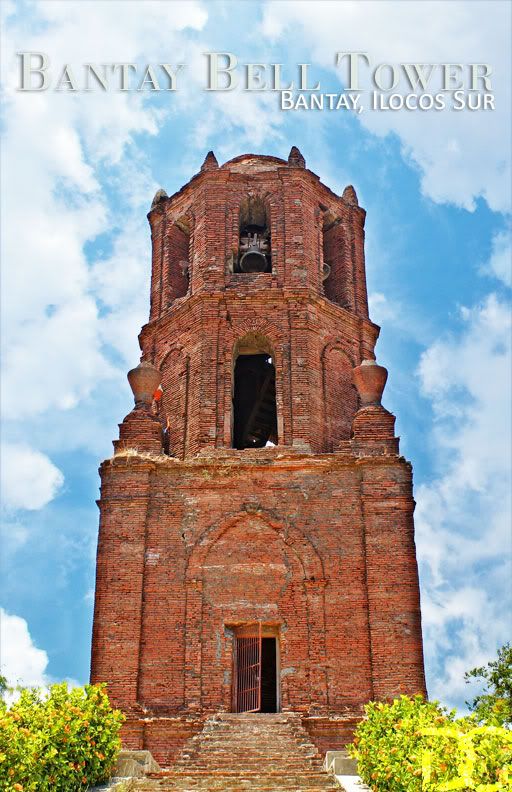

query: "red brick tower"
left=90, top=148, right=426, bottom=764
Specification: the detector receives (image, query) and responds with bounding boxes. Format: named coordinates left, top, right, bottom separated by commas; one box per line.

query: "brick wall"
left=91, top=448, right=425, bottom=713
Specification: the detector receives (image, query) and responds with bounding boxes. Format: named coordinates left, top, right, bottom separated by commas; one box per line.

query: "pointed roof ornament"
left=342, top=185, right=359, bottom=206
left=150, top=188, right=168, bottom=209
left=201, top=151, right=219, bottom=172
left=287, top=146, right=306, bottom=168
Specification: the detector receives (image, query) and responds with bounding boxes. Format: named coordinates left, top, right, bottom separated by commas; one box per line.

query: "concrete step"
left=172, top=764, right=325, bottom=771
left=142, top=776, right=340, bottom=791
left=175, top=749, right=322, bottom=759
left=155, top=771, right=336, bottom=778
left=129, top=711, right=342, bottom=791
left=137, top=785, right=339, bottom=791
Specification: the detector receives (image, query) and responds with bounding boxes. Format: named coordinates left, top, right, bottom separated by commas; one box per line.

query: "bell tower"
left=91, top=148, right=426, bottom=765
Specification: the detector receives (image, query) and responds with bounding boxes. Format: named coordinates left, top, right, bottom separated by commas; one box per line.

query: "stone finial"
left=287, top=146, right=305, bottom=168
left=150, top=188, right=168, bottom=209
left=352, top=359, right=388, bottom=406
left=127, top=361, right=161, bottom=409
left=342, top=185, right=359, bottom=206
left=201, top=151, right=219, bottom=172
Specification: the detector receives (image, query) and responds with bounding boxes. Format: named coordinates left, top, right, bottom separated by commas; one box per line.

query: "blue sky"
left=1, top=0, right=511, bottom=712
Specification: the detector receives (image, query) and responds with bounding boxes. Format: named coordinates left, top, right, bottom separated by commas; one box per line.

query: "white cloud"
left=0, top=608, right=49, bottom=690
left=0, top=518, right=29, bottom=551
left=483, top=230, right=512, bottom=287
left=0, top=609, right=82, bottom=698
left=1, top=297, right=116, bottom=420
left=262, top=0, right=511, bottom=212
left=1, top=443, right=64, bottom=510
left=368, top=292, right=397, bottom=325
left=415, top=293, right=512, bottom=708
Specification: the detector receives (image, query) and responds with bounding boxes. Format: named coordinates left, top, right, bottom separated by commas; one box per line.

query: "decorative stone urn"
left=352, top=359, right=388, bottom=406
left=127, top=361, right=161, bottom=408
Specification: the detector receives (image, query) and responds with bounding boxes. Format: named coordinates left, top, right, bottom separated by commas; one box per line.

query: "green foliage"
left=349, top=695, right=512, bottom=792
left=0, top=682, right=124, bottom=792
left=465, top=643, right=512, bottom=727
left=350, top=695, right=453, bottom=791
left=0, top=678, right=8, bottom=702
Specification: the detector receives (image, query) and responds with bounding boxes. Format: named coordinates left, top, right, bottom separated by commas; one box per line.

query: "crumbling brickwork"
left=91, top=149, right=426, bottom=766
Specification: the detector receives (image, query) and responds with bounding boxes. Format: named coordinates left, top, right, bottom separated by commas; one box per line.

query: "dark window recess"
left=260, top=638, right=278, bottom=713
left=233, top=354, right=277, bottom=449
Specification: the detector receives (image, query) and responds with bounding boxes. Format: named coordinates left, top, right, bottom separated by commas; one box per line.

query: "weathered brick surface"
left=113, top=408, right=163, bottom=455
left=303, top=715, right=360, bottom=755
left=90, top=152, right=426, bottom=761
left=142, top=717, right=205, bottom=768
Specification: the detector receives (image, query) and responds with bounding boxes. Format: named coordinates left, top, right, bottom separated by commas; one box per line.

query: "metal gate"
left=233, top=622, right=262, bottom=713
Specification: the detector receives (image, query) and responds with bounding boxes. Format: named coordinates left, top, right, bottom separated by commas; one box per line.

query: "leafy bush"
left=349, top=694, right=512, bottom=791
left=0, top=682, right=124, bottom=791
left=465, top=643, right=512, bottom=727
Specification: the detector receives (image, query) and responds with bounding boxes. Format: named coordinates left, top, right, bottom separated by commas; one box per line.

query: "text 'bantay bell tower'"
left=90, top=147, right=426, bottom=766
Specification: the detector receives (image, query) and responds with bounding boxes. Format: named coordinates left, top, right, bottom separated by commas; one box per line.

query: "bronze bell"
left=239, top=231, right=270, bottom=273
left=240, top=244, right=268, bottom=272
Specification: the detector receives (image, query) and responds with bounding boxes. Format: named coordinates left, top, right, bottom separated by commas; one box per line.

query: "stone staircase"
left=136, top=712, right=341, bottom=790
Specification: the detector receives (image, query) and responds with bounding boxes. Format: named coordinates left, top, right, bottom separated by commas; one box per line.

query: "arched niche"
left=187, top=510, right=325, bottom=582
left=159, top=347, right=189, bottom=459
left=322, top=344, right=358, bottom=450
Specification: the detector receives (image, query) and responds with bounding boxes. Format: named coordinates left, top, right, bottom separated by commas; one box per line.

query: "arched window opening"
left=167, top=216, right=190, bottom=303
left=235, top=196, right=271, bottom=273
left=321, top=208, right=354, bottom=310
left=232, top=334, right=277, bottom=449
left=320, top=209, right=337, bottom=297
left=318, top=204, right=331, bottom=289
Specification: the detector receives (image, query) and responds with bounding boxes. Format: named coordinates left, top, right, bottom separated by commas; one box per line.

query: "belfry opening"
left=236, top=195, right=271, bottom=273
left=232, top=334, right=277, bottom=449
